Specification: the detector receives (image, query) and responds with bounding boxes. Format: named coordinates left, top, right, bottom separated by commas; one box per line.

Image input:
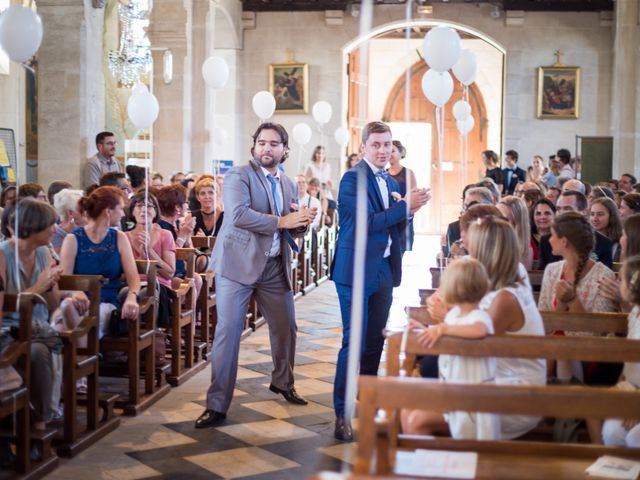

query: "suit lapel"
left=250, top=160, right=276, bottom=214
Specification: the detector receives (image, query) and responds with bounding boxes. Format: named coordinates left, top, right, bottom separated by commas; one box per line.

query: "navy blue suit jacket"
left=331, top=160, right=407, bottom=290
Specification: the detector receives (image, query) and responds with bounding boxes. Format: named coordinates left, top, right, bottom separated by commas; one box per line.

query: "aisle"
left=48, top=235, right=438, bottom=479
left=49, top=283, right=353, bottom=480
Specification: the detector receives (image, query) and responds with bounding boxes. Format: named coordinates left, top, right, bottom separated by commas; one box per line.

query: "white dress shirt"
left=362, top=158, right=391, bottom=258
left=299, top=193, right=322, bottom=230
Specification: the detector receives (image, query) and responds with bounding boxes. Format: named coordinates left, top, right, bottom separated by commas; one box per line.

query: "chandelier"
left=108, top=1, right=152, bottom=87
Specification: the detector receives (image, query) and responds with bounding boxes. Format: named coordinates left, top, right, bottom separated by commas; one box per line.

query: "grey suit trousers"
left=206, top=257, right=297, bottom=413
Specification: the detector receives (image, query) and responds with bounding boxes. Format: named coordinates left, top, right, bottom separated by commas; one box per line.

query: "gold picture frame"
left=537, top=66, right=580, bottom=119
left=269, top=63, right=309, bottom=113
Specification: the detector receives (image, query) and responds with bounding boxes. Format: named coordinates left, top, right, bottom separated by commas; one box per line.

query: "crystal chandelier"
left=108, top=1, right=151, bottom=87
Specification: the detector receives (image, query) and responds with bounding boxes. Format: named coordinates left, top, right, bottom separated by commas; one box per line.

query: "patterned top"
left=538, top=260, right=617, bottom=314
left=622, top=306, right=640, bottom=388
left=72, top=227, right=123, bottom=306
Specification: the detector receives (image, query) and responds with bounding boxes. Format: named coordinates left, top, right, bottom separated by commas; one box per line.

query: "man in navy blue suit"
left=501, top=149, right=526, bottom=195
left=331, top=121, right=430, bottom=441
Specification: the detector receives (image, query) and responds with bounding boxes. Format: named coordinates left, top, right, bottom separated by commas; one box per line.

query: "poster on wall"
left=536, top=66, right=580, bottom=119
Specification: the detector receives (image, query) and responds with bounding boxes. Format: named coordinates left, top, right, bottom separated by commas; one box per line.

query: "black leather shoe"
left=334, top=417, right=353, bottom=441
left=195, top=409, right=226, bottom=429
left=269, top=384, right=308, bottom=405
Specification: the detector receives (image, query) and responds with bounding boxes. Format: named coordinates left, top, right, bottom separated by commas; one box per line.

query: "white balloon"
left=422, top=26, right=461, bottom=73
left=312, top=101, right=332, bottom=125
left=127, top=91, right=160, bottom=129
left=452, top=49, right=478, bottom=86
left=131, top=82, right=148, bottom=96
left=456, top=116, right=475, bottom=135
left=213, top=127, right=228, bottom=147
left=252, top=91, right=276, bottom=120
left=334, top=127, right=349, bottom=146
left=292, top=123, right=312, bottom=145
left=421, top=69, right=454, bottom=107
left=453, top=100, right=471, bottom=121
left=202, top=56, right=229, bottom=89
left=0, top=5, right=43, bottom=63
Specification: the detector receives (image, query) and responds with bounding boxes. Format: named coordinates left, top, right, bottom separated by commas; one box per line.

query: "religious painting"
left=269, top=63, right=308, bottom=113
left=537, top=66, right=580, bottom=119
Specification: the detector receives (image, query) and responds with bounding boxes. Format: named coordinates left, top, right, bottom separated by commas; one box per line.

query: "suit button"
left=265, top=252, right=269, bottom=256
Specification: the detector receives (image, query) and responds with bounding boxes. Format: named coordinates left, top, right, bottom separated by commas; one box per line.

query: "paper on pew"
left=586, top=456, right=640, bottom=479
left=395, top=449, right=477, bottom=479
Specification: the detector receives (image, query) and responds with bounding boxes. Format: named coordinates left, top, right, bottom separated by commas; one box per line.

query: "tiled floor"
left=48, top=236, right=437, bottom=480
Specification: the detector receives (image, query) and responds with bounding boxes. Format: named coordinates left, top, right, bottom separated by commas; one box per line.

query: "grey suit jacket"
left=211, top=160, right=304, bottom=289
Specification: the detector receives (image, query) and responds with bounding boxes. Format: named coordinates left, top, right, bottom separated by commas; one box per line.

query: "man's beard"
left=255, top=154, right=280, bottom=169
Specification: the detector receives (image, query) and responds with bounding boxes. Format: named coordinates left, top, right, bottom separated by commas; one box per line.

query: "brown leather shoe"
left=334, top=417, right=353, bottom=441
left=269, top=384, right=308, bottom=405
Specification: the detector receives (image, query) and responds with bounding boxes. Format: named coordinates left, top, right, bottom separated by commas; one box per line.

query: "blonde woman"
left=192, top=175, right=224, bottom=236
left=497, top=196, right=533, bottom=270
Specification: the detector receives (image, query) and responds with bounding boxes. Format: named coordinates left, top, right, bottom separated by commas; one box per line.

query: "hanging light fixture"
left=108, top=1, right=152, bottom=87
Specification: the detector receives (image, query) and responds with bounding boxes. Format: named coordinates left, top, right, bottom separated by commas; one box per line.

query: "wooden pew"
left=355, top=376, right=640, bottom=478
left=405, top=306, right=629, bottom=336
left=325, top=211, right=337, bottom=274
left=98, top=262, right=171, bottom=415
left=55, top=275, right=120, bottom=457
left=167, top=248, right=207, bottom=386
left=314, top=223, right=328, bottom=286
left=191, top=236, right=216, bottom=354
left=299, top=229, right=315, bottom=294
left=0, top=293, right=59, bottom=478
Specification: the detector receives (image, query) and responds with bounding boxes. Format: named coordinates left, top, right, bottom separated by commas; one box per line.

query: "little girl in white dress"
left=601, top=255, right=640, bottom=446
left=417, top=257, right=499, bottom=440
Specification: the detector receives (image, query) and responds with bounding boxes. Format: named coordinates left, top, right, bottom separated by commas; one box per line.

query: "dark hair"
left=78, top=186, right=126, bottom=220
left=170, top=171, right=184, bottom=183
left=392, top=140, right=406, bottom=159
left=126, top=165, right=146, bottom=189
left=156, top=184, right=187, bottom=217
left=505, top=149, right=518, bottom=162
left=623, top=214, right=640, bottom=259
left=7, top=198, right=57, bottom=239
left=251, top=122, right=289, bottom=149
left=552, top=211, right=595, bottom=291
left=482, top=150, right=498, bottom=165
left=530, top=198, right=556, bottom=235
left=311, top=145, right=326, bottom=163
left=99, top=171, right=126, bottom=187
left=556, top=148, right=571, bottom=165
left=590, top=197, right=623, bottom=243
left=0, top=203, right=13, bottom=238
left=522, top=189, right=544, bottom=209
left=0, top=185, right=16, bottom=208
left=180, top=178, right=195, bottom=190
left=128, top=191, right=160, bottom=224
left=590, top=185, right=615, bottom=202
left=361, top=121, right=391, bottom=144
left=18, top=183, right=44, bottom=200
left=47, top=181, right=72, bottom=205
left=152, top=172, right=163, bottom=182
left=560, top=190, right=588, bottom=212
left=622, top=173, right=638, bottom=185
left=622, top=193, right=640, bottom=214
left=95, top=131, right=115, bottom=146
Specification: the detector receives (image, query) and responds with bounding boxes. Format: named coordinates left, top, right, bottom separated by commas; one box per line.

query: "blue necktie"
left=376, top=170, right=390, bottom=181
left=266, top=174, right=299, bottom=253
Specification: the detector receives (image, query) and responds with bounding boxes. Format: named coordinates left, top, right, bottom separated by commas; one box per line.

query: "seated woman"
left=538, top=212, right=618, bottom=396
left=601, top=254, right=640, bottom=447
left=497, top=196, right=533, bottom=269
left=410, top=218, right=546, bottom=440
left=589, top=197, right=623, bottom=261
left=191, top=176, right=223, bottom=237
left=51, top=189, right=85, bottom=255
left=620, top=193, right=640, bottom=221
left=18, top=183, right=48, bottom=202
left=530, top=199, right=556, bottom=269
left=59, top=186, right=140, bottom=339
left=124, top=191, right=175, bottom=330
left=0, top=198, right=63, bottom=429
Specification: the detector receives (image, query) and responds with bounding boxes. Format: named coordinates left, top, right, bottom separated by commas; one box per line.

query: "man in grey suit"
left=196, top=123, right=317, bottom=428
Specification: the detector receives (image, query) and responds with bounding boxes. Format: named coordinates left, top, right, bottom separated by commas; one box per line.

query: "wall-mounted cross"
left=285, top=48, right=294, bottom=64
left=554, top=49, right=563, bottom=66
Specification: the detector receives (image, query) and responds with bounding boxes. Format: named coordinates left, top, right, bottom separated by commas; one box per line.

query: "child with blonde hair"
left=601, top=254, right=640, bottom=446
left=414, top=257, right=499, bottom=440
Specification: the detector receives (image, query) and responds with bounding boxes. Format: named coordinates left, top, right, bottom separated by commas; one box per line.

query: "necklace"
left=201, top=210, right=216, bottom=216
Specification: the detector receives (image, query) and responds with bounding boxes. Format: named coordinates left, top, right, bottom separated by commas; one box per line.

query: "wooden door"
left=347, top=47, right=368, bottom=162
left=382, top=61, right=488, bottom=234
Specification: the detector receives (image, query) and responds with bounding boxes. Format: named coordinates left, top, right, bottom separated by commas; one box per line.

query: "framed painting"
left=537, top=66, right=580, bottom=119
left=269, top=63, right=308, bottom=113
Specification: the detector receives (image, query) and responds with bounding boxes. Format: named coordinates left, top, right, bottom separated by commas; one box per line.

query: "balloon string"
left=404, top=0, right=413, bottom=252
left=436, top=105, right=445, bottom=273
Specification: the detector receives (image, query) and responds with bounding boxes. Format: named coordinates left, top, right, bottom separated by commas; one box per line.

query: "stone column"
left=190, top=0, right=210, bottom=174
left=611, top=0, right=640, bottom=179
left=148, top=0, right=189, bottom=176
left=37, top=0, right=105, bottom=188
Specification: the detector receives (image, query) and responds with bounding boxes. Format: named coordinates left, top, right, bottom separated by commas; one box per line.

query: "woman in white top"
left=409, top=216, right=546, bottom=440
left=304, top=146, right=332, bottom=192
left=601, top=255, right=640, bottom=446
